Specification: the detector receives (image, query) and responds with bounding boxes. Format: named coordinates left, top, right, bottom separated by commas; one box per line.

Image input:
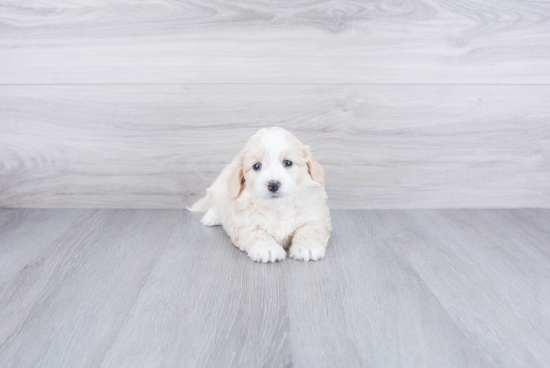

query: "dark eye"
left=253, top=163, right=262, bottom=171
left=283, top=160, right=293, bottom=167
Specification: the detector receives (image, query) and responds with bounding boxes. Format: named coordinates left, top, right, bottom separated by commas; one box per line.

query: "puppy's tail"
left=187, top=195, right=210, bottom=212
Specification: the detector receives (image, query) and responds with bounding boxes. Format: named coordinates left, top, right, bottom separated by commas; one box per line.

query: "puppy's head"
left=228, top=127, right=325, bottom=200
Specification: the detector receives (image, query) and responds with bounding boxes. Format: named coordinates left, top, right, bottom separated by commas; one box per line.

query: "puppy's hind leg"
left=188, top=193, right=221, bottom=226
left=201, top=208, right=222, bottom=227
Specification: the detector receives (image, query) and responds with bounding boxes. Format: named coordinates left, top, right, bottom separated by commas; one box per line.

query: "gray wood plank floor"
left=1, top=209, right=549, bottom=367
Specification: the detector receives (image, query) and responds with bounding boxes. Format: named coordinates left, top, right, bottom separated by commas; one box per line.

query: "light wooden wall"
left=1, top=0, right=549, bottom=209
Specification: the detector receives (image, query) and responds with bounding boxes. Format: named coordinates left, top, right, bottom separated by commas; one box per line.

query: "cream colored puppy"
left=189, top=127, right=331, bottom=263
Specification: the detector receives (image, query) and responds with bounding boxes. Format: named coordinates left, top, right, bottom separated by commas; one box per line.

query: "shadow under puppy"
left=189, top=127, right=331, bottom=263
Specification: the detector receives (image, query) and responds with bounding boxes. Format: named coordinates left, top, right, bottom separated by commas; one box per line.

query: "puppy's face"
left=228, top=127, right=325, bottom=200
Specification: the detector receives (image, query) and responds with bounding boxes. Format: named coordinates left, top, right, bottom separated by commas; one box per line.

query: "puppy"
left=189, top=127, right=331, bottom=263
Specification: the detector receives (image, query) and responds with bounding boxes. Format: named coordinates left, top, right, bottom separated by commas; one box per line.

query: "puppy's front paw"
left=289, top=243, right=326, bottom=262
left=248, top=241, right=286, bottom=263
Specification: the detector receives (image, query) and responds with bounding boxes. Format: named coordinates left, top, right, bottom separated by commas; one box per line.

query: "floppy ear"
left=302, top=146, right=325, bottom=186
left=227, top=151, right=245, bottom=198
left=307, top=157, right=326, bottom=186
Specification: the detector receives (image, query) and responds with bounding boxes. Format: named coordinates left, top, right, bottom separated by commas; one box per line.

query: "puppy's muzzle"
left=267, top=180, right=281, bottom=193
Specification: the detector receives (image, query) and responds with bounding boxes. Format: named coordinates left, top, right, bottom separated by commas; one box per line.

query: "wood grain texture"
left=285, top=210, right=492, bottom=367
left=373, top=209, right=550, bottom=367
left=1, top=84, right=548, bottom=209
left=1, top=209, right=550, bottom=367
left=99, top=213, right=291, bottom=368
left=1, top=0, right=550, bottom=84
left=0, top=209, right=291, bottom=368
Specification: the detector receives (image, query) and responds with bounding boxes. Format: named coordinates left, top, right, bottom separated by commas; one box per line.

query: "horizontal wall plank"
left=1, top=0, right=550, bottom=84
left=0, top=84, right=549, bottom=209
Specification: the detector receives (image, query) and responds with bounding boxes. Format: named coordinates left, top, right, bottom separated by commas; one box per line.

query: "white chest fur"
left=257, top=200, right=299, bottom=246
left=233, top=198, right=300, bottom=248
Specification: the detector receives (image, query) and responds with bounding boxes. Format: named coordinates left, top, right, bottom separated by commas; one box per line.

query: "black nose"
left=267, top=180, right=280, bottom=192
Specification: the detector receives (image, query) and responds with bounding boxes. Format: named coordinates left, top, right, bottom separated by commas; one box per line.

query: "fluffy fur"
left=189, top=127, right=331, bottom=263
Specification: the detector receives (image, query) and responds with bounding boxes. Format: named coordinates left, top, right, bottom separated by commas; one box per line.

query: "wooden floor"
left=1, top=209, right=549, bottom=367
